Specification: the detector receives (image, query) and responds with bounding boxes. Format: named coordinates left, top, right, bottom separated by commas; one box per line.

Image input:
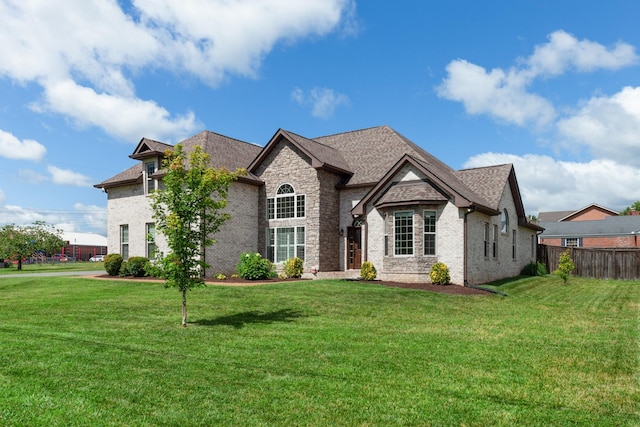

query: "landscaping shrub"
left=430, top=262, right=450, bottom=285
left=236, top=252, right=274, bottom=280
left=283, top=257, right=304, bottom=278
left=360, top=261, right=377, bottom=281
left=104, top=253, right=123, bottom=276
left=521, top=261, right=548, bottom=276
left=554, top=249, right=575, bottom=284
left=127, top=256, right=150, bottom=277
left=119, top=261, right=129, bottom=277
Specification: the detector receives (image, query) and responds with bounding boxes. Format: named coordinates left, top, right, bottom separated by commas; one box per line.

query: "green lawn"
left=0, top=275, right=638, bottom=426
left=0, top=261, right=105, bottom=274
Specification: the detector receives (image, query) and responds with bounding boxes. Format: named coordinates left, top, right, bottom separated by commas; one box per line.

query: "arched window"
left=501, top=209, right=509, bottom=233
left=266, top=184, right=305, bottom=219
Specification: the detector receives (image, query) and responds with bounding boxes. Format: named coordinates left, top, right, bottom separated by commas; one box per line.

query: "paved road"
left=0, top=271, right=99, bottom=278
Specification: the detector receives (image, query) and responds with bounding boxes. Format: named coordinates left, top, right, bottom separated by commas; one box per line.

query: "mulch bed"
left=92, top=274, right=490, bottom=295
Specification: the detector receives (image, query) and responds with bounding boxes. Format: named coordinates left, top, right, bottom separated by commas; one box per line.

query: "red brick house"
left=538, top=204, right=640, bottom=248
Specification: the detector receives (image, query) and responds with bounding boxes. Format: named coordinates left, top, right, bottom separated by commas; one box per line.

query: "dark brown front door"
left=347, top=226, right=362, bottom=270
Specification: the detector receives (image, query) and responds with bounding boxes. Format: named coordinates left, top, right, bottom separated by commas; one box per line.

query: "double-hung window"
left=394, top=211, right=413, bottom=256
left=120, top=224, right=129, bottom=260
left=144, top=160, right=157, bottom=194
left=146, top=223, right=156, bottom=259
left=423, top=210, right=436, bottom=256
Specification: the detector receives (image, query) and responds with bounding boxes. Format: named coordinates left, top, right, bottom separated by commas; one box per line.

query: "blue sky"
left=1, top=0, right=640, bottom=236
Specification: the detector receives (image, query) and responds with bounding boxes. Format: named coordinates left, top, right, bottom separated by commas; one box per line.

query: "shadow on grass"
left=193, top=309, right=307, bottom=329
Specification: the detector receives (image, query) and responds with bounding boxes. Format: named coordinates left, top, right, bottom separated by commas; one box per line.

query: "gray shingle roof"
left=375, top=180, right=448, bottom=208
left=314, top=125, right=455, bottom=186
left=455, top=164, right=513, bottom=212
left=539, top=216, right=640, bottom=237
left=96, top=130, right=262, bottom=188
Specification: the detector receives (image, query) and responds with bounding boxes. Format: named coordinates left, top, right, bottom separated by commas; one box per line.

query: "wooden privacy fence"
left=538, top=245, right=640, bottom=281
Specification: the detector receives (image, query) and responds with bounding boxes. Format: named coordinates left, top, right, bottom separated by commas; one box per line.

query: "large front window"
left=267, top=226, right=305, bottom=263
left=267, top=184, right=305, bottom=219
left=394, top=211, right=413, bottom=256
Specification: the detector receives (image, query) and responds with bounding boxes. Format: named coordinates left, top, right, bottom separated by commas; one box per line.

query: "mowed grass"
left=0, top=261, right=105, bottom=274
left=0, top=275, right=638, bottom=426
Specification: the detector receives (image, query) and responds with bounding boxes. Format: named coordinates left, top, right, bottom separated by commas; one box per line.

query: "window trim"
left=266, top=226, right=305, bottom=263
left=144, top=160, right=157, bottom=195
left=423, top=209, right=437, bottom=256
left=267, top=183, right=305, bottom=220
left=120, top=224, right=129, bottom=260
left=394, top=210, right=414, bottom=257
left=501, top=209, right=509, bottom=234
left=146, top=223, right=156, bottom=259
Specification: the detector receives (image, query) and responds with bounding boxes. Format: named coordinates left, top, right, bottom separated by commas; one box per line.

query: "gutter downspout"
left=463, top=206, right=475, bottom=287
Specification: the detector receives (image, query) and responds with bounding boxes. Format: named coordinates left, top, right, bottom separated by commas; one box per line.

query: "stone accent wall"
left=254, top=141, right=342, bottom=273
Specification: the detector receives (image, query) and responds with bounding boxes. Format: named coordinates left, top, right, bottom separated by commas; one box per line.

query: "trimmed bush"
left=119, top=261, right=129, bottom=277
left=127, top=256, right=150, bottom=277
left=283, top=257, right=304, bottom=279
left=104, top=253, right=123, bottom=276
left=430, top=262, right=450, bottom=285
left=360, top=261, right=377, bottom=281
left=521, top=262, right=548, bottom=276
left=236, top=252, right=274, bottom=280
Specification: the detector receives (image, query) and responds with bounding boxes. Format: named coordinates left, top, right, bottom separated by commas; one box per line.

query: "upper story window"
left=501, top=209, right=509, bottom=234
left=144, top=160, right=157, bottom=194
left=267, top=184, right=305, bottom=219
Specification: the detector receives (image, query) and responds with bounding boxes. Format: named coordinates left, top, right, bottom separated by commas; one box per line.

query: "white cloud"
left=0, top=129, right=47, bottom=161
left=437, top=60, right=555, bottom=127
left=0, top=0, right=354, bottom=143
left=437, top=30, right=638, bottom=128
left=556, top=86, right=640, bottom=167
left=463, top=152, right=640, bottom=215
left=35, top=79, right=198, bottom=143
left=526, top=30, right=638, bottom=77
left=47, top=165, right=93, bottom=187
left=0, top=203, right=107, bottom=235
left=291, top=87, right=350, bottom=118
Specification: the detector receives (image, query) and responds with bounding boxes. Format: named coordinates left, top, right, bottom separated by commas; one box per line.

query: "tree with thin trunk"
left=149, top=144, right=245, bottom=327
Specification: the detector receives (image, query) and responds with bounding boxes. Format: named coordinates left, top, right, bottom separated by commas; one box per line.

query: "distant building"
left=61, top=232, right=108, bottom=260
left=538, top=204, right=640, bottom=248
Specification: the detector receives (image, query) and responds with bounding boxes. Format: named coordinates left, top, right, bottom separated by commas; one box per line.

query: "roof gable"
left=352, top=154, right=497, bottom=216
left=129, top=138, right=173, bottom=160
left=248, top=129, right=352, bottom=176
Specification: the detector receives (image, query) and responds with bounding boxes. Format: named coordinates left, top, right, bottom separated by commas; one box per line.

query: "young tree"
left=150, top=144, right=245, bottom=327
left=620, top=201, right=640, bottom=215
left=0, top=222, right=64, bottom=270
left=553, top=249, right=575, bottom=284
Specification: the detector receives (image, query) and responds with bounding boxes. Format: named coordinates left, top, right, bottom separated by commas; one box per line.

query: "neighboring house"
left=95, top=126, right=542, bottom=285
left=538, top=204, right=640, bottom=248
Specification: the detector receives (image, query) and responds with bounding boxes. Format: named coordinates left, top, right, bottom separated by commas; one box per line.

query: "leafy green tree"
left=553, top=249, right=575, bottom=284
left=0, top=221, right=64, bottom=270
left=150, top=144, right=245, bottom=327
left=620, top=201, right=640, bottom=215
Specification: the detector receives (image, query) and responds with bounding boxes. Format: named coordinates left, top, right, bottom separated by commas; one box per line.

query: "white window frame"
left=267, top=184, right=305, bottom=220
left=501, top=209, right=509, bottom=234
left=423, top=210, right=437, bottom=256
left=394, top=210, right=414, bottom=256
left=144, top=160, right=157, bottom=195
left=266, top=226, right=305, bottom=263
left=120, top=224, right=129, bottom=260
left=146, top=223, right=156, bottom=259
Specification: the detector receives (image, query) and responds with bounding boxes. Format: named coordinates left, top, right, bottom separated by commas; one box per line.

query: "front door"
left=346, top=226, right=362, bottom=270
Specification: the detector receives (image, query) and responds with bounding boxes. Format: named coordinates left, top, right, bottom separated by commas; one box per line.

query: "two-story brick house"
left=95, top=125, right=542, bottom=285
